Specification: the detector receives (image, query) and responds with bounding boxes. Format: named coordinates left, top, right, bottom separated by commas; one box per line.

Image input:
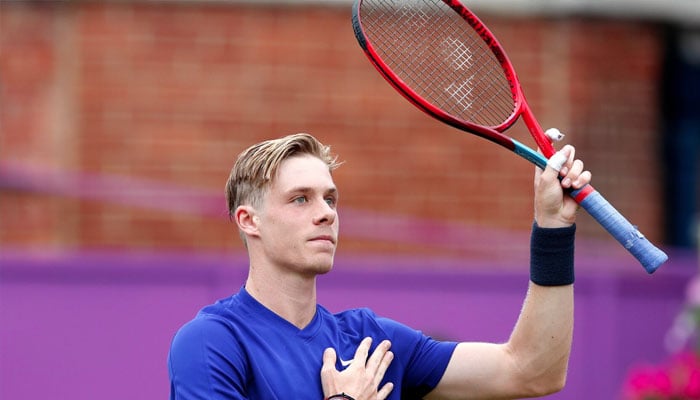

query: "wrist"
left=534, top=215, right=575, bottom=229
left=530, top=222, right=576, bottom=286
left=326, top=394, right=355, bottom=400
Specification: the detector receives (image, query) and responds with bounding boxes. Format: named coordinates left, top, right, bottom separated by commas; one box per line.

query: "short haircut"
left=225, top=133, right=341, bottom=238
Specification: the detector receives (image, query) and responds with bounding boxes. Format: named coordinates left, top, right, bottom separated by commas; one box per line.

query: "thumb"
left=322, top=347, right=337, bottom=370
left=320, top=348, right=338, bottom=395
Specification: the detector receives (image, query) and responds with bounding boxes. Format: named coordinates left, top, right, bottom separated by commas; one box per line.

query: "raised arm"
left=426, top=145, right=590, bottom=400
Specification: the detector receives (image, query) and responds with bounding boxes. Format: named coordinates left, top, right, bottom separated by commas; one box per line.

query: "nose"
left=313, top=200, right=337, bottom=226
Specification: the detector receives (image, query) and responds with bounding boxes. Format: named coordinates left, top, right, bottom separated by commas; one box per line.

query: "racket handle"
left=572, top=186, right=668, bottom=274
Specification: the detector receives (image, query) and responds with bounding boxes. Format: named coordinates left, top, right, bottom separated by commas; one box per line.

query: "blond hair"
left=225, top=133, right=341, bottom=219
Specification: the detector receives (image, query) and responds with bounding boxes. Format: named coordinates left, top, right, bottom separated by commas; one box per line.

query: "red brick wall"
left=0, top=2, right=665, bottom=261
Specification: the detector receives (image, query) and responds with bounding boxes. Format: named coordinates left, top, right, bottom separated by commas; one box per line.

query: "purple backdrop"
left=0, top=248, right=696, bottom=399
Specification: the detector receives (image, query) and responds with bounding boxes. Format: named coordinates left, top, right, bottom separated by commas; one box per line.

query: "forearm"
left=504, top=223, right=576, bottom=395
left=505, top=282, right=573, bottom=395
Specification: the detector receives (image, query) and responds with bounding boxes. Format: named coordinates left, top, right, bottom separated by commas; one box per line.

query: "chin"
left=311, top=257, right=335, bottom=275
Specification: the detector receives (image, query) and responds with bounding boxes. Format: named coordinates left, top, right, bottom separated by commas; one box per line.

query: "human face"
left=255, top=154, right=339, bottom=276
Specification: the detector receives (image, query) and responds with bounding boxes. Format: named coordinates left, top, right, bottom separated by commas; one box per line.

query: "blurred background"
left=1, top=0, right=698, bottom=398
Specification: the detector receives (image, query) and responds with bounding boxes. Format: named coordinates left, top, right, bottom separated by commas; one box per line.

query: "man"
left=168, top=133, right=591, bottom=399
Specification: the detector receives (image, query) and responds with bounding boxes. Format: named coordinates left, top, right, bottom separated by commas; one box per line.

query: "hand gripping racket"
left=351, top=0, right=667, bottom=273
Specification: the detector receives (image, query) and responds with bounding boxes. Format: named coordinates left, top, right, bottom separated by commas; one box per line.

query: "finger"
left=353, top=337, right=372, bottom=365
left=561, top=159, right=584, bottom=188
left=366, top=340, right=391, bottom=373
left=545, top=145, right=573, bottom=175
left=320, top=348, right=337, bottom=394
left=373, top=350, right=394, bottom=386
left=321, top=347, right=337, bottom=371
left=546, top=151, right=567, bottom=173
left=568, top=158, right=584, bottom=177
left=377, top=382, right=395, bottom=400
left=571, top=170, right=592, bottom=189
left=562, top=144, right=575, bottom=175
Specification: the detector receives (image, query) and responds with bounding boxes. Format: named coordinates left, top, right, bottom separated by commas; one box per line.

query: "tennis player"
left=168, top=133, right=591, bottom=399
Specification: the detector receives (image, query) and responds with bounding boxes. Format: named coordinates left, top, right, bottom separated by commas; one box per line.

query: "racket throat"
left=512, top=140, right=547, bottom=170
left=520, top=102, right=554, bottom=158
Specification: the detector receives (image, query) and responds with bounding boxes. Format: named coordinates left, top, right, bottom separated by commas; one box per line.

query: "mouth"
left=310, top=235, right=336, bottom=245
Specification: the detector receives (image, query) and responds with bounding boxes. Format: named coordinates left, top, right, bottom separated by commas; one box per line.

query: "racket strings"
left=360, top=0, right=516, bottom=127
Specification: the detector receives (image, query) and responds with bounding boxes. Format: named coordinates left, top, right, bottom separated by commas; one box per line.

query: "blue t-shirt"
left=168, top=287, right=457, bottom=399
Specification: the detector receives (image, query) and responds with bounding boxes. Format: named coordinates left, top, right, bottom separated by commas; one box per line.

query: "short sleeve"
left=375, top=315, right=458, bottom=398
left=168, top=316, right=248, bottom=400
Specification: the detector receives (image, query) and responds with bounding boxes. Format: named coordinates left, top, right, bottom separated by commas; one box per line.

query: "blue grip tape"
left=575, top=188, right=668, bottom=273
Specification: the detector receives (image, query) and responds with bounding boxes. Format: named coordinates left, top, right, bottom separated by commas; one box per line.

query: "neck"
left=245, top=265, right=318, bottom=329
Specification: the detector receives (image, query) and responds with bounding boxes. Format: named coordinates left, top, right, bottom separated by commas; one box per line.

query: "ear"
left=234, top=205, right=260, bottom=237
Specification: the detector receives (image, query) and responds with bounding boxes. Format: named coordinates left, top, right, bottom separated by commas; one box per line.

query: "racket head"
left=352, top=0, right=670, bottom=273
left=352, top=0, right=527, bottom=150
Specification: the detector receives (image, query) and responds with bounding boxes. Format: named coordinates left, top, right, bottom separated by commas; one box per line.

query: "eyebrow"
left=287, top=186, right=339, bottom=196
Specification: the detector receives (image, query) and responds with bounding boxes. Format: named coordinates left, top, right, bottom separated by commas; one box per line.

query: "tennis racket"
left=351, top=0, right=667, bottom=273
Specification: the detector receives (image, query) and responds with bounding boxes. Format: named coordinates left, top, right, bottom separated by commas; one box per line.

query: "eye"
left=293, top=196, right=307, bottom=204
left=325, top=196, right=337, bottom=207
